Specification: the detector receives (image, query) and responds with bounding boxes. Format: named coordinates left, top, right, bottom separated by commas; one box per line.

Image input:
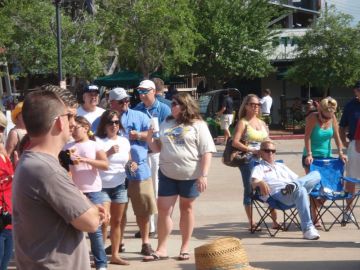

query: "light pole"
left=54, top=0, right=63, bottom=86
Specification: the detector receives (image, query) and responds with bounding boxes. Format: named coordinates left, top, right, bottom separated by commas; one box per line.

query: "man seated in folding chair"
left=251, top=140, right=322, bottom=240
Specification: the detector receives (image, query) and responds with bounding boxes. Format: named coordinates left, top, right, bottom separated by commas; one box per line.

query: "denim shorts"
left=84, top=191, right=104, bottom=205
left=158, top=170, right=199, bottom=198
left=102, top=183, right=128, bottom=204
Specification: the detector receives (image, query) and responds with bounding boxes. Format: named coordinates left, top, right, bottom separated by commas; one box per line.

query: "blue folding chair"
left=250, top=160, right=301, bottom=237
left=309, top=158, right=359, bottom=231
left=251, top=191, right=301, bottom=237
left=342, top=175, right=360, bottom=229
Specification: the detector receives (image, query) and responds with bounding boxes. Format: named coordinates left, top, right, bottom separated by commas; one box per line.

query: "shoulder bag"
left=222, top=125, right=250, bottom=167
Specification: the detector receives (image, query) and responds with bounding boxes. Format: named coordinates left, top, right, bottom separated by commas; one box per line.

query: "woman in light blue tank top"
left=303, top=97, right=347, bottom=228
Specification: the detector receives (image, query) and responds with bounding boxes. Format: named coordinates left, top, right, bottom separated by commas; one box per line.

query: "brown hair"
left=96, top=110, right=123, bottom=138
left=153, top=77, right=165, bottom=93
left=75, top=116, right=95, bottom=141
left=167, top=92, right=202, bottom=125
left=23, top=90, right=65, bottom=137
left=38, top=84, right=78, bottom=109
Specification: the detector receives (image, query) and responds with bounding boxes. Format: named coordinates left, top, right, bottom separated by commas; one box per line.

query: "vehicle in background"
left=198, top=88, right=242, bottom=138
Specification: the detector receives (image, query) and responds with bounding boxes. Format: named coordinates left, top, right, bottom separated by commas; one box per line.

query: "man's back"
left=13, top=151, right=91, bottom=270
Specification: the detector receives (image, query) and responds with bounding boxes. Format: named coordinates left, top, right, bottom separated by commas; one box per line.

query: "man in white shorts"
left=216, top=90, right=233, bottom=144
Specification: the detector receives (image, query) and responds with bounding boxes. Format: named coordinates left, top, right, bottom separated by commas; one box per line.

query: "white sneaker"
left=343, top=212, right=355, bottom=223
left=303, top=226, right=320, bottom=240
left=96, top=268, right=107, bottom=270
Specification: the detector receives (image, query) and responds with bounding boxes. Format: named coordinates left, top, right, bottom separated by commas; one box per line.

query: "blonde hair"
left=260, top=139, right=275, bottom=150
left=319, top=97, right=337, bottom=113
left=238, top=94, right=260, bottom=119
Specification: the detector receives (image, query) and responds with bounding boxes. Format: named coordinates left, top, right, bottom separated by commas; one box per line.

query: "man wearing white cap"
left=134, top=80, right=171, bottom=237
left=77, top=85, right=105, bottom=131
left=108, top=87, right=157, bottom=257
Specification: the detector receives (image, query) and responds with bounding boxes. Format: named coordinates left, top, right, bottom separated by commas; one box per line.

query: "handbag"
left=222, top=125, right=250, bottom=167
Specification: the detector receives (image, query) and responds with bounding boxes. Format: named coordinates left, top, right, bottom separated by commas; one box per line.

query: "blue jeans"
left=84, top=192, right=107, bottom=269
left=271, top=171, right=321, bottom=232
left=0, top=229, right=13, bottom=270
left=239, top=158, right=257, bottom=205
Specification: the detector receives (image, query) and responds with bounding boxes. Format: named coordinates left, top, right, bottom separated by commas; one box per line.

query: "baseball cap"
left=84, top=85, right=99, bottom=94
left=138, top=80, right=155, bottom=90
left=109, top=87, right=131, bottom=101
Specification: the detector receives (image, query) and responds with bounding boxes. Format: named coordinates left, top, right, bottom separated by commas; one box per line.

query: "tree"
left=286, top=7, right=360, bottom=96
left=104, top=0, right=200, bottom=78
left=0, top=0, right=107, bottom=86
left=190, top=0, right=279, bottom=89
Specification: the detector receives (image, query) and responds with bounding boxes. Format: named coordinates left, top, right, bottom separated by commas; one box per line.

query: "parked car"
left=198, top=88, right=242, bottom=137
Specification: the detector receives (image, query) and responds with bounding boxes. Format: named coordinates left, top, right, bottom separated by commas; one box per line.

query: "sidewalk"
left=9, top=139, right=360, bottom=270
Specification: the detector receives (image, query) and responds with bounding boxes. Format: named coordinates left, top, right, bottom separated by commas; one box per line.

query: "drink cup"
left=150, top=117, right=159, bottom=132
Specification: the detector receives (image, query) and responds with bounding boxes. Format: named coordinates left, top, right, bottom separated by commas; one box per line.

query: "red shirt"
left=0, top=155, right=14, bottom=230
left=355, top=119, right=360, bottom=141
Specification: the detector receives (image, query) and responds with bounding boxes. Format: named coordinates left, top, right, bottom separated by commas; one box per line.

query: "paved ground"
left=9, top=139, right=360, bottom=269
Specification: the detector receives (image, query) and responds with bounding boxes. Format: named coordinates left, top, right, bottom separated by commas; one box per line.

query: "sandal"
left=248, top=224, right=262, bottom=232
left=178, top=252, right=190, bottom=261
left=272, top=223, right=283, bottom=230
left=143, top=253, right=169, bottom=262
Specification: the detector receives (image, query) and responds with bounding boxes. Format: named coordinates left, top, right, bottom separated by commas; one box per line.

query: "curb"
left=270, top=134, right=304, bottom=140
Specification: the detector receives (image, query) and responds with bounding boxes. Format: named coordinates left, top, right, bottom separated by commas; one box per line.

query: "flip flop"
left=109, top=258, right=130, bottom=265
left=178, top=252, right=190, bottom=261
left=272, top=224, right=283, bottom=230
left=248, top=225, right=262, bottom=232
left=143, top=253, right=169, bottom=262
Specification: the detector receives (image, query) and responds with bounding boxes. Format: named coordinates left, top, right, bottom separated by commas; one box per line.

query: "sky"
left=322, top=0, right=360, bottom=26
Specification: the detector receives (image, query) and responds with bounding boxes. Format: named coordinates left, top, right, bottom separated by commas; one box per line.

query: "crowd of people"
left=0, top=78, right=216, bottom=269
left=0, top=79, right=360, bottom=269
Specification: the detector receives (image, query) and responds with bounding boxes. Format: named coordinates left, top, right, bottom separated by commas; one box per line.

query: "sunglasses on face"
left=55, top=112, right=75, bottom=121
left=247, top=102, right=260, bottom=107
left=118, top=98, right=130, bottom=105
left=171, top=101, right=180, bottom=107
left=107, top=120, right=120, bottom=125
left=261, top=149, right=276, bottom=154
left=137, top=89, right=151, bottom=95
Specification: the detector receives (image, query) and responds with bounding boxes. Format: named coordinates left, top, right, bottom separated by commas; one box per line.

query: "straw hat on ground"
left=195, top=237, right=266, bottom=270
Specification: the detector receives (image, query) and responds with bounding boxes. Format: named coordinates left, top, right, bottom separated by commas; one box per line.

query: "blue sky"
left=323, top=0, right=360, bottom=26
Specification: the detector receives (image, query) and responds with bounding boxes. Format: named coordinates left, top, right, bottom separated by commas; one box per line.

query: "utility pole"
left=54, top=0, right=65, bottom=88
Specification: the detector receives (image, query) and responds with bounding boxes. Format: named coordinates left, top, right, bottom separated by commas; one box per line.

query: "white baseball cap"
left=138, top=80, right=155, bottom=90
left=109, top=87, right=131, bottom=101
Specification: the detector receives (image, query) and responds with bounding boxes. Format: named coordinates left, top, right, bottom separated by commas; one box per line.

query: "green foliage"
left=286, top=6, right=360, bottom=93
left=191, top=0, right=279, bottom=88
left=104, top=0, right=200, bottom=77
left=0, top=0, right=106, bottom=80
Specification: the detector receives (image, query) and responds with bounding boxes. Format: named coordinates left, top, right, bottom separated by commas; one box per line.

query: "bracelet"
left=201, top=175, right=208, bottom=178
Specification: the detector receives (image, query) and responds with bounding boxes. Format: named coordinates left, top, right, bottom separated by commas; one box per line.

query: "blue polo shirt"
left=134, top=99, right=171, bottom=124
left=121, top=109, right=151, bottom=181
left=156, top=94, right=171, bottom=108
left=339, top=98, right=360, bottom=140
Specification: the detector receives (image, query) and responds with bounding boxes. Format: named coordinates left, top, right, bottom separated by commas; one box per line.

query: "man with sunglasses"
left=134, top=80, right=171, bottom=238
left=108, top=87, right=157, bottom=257
left=251, top=140, right=321, bottom=240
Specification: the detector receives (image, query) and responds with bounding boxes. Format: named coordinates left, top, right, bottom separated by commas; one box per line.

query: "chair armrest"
left=343, top=176, right=360, bottom=184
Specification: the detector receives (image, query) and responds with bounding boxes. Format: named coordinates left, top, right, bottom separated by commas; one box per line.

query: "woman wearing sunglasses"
left=96, top=110, right=135, bottom=265
left=232, top=94, right=277, bottom=231
left=144, top=93, right=216, bottom=262
left=303, top=97, right=347, bottom=229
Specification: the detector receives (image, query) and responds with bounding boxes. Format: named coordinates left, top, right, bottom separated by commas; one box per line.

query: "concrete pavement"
left=9, top=139, right=360, bottom=269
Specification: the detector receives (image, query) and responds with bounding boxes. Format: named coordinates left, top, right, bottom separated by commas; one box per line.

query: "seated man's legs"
left=294, top=171, right=321, bottom=193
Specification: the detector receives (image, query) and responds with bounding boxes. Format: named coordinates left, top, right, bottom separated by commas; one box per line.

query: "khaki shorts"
left=220, top=114, right=234, bottom=130
left=128, top=178, right=157, bottom=217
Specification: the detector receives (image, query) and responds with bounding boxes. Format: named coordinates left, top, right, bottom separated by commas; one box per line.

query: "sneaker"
left=303, top=226, right=320, bottom=240
left=343, top=212, right=355, bottom=223
left=105, top=243, right=125, bottom=255
left=96, top=268, right=107, bottom=270
left=134, top=230, right=156, bottom=238
left=281, top=182, right=298, bottom=195
left=141, top=243, right=154, bottom=256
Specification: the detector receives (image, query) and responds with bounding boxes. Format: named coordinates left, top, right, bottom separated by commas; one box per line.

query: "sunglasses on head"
left=261, top=148, right=276, bottom=154
left=107, top=120, right=120, bottom=125
left=137, top=89, right=151, bottom=95
left=118, top=98, right=130, bottom=105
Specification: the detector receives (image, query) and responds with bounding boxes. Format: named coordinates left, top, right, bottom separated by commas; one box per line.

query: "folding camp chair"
left=342, top=175, right=360, bottom=229
left=250, top=160, right=301, bottom=237
left=309, top=158, right=359, bottom=231
left=251, top=191, right=301, bottom=237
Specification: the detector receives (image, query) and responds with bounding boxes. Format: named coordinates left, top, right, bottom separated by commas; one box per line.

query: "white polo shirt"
left=260, top=95, right=273, bottom=115
left=251, top=160, right=298, bottom=195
